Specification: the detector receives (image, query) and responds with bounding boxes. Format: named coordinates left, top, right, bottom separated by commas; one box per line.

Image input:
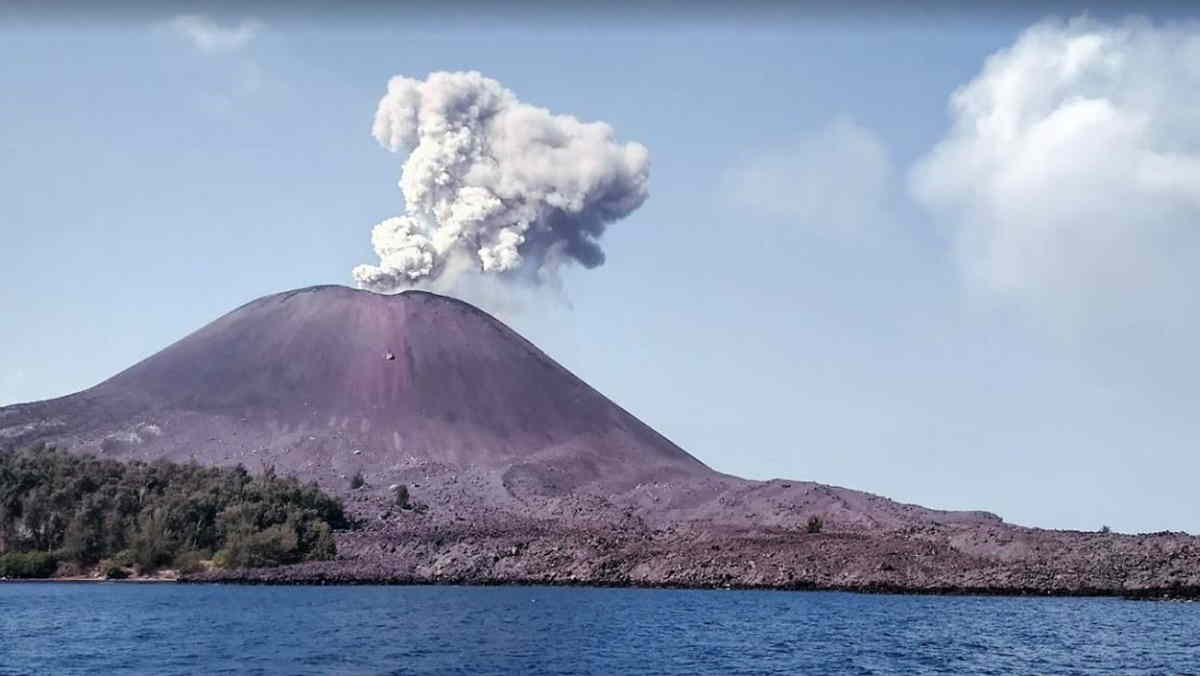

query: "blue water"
left=0, top=584, right=1197, bottom=675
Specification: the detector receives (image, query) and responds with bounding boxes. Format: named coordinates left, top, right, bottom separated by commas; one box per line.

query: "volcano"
left=0, top=285, right=993, bottom=528
left=5, top=285, right=1197, bottom=596
left=0, top=285, right=705, bottom=492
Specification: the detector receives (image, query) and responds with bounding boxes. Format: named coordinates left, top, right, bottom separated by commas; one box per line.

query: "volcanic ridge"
left=2, top=286, right=1197, bottom=597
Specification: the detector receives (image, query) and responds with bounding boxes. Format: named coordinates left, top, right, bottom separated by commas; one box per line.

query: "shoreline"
left=5, top=574, right=1198, bottom=600
left=0, top=576, right=177, bottom=584
left=183, top=565, right=1200, bottom=600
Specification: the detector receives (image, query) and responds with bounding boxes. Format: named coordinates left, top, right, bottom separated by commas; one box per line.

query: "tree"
left=0, top=445, right=348, bottom=575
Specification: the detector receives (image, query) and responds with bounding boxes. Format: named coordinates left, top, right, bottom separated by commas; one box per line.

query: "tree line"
left=0, top=444, right=349, bottom=578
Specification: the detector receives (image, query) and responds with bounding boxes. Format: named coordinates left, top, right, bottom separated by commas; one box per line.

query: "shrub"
left=349, top=471, right=366, bottom=490
left=110, top=550, right=135, bottom=568
left=393, top=484, right=410, bottom=509
left=216, top=524, right=300, bottom=569
left=1100, top=525, right=1112, bottom=534
left=129, top=509, right=178, bottom=571
left=0, top=551, right=58, bottom=578
left=806, top=516, right=824, bottom=534
left=172, top=550, right=210, bottom=575
left=304, top=521, right=336, bottom=561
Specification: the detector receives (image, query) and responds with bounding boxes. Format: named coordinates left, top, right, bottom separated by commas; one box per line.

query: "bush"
left=103, top=565, right=130, bottom=580
left=393, top=484, right=410, bottom=509
left=1100, top=525, right=1112, bottom=534
left=129, top=509, right=178, bottom=571
left=304, top=521, right=336, bottom=561
left=109, top=550, right=135, bottom=568
left=806, top=516, right=824, bottom=534
left=215, top=524, right=299, bottom=569
left=349, top=471, right=366, bottom=490
left=0, top=551, right=58, bottom=578
left=172, top=550, right=210, bottom=575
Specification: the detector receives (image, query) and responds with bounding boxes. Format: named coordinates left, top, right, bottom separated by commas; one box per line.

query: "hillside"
left=2, top=285, right=1197, bottom=596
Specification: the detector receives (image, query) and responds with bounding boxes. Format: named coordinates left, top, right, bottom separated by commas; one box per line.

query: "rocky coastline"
left=181, top=514, right=1200, bottom=600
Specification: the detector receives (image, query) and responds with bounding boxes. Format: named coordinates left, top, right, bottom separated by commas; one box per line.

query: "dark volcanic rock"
left=184, top=519, right=1200, bottom=599
left=3, top=285, right=1197, bottom=596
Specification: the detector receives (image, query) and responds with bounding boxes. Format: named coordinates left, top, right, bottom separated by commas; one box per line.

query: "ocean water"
left=0, top=584, right=1197, bottom=675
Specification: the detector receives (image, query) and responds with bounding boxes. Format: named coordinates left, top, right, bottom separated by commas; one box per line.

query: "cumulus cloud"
left=912, top=17, right=1200, bottom=323
left=166, top=15, right=261, bottom=53
left=353, top=71, right=650, bottom=293
left=724, top=118, right=893, bottom=237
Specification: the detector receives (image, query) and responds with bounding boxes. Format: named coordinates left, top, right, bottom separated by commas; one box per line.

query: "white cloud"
left=166, top=15, right=261, bottom=54
left=158, top=15, right=269, bottom=110
left=911, top=17, right=1200, bottom=324
left=724, top=117, right=893, bottom=237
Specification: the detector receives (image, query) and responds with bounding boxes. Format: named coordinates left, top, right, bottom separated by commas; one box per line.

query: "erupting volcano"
left=2, top=286, right=1197, bottom=596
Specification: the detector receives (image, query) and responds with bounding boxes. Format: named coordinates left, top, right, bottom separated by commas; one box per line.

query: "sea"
left=0, top=584, right=1196, bottom=675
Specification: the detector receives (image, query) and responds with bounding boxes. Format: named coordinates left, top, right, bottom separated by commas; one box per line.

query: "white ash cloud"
left=353, top=71, right=650, bottom=293
left=911, top=17, right=1200, bottom=325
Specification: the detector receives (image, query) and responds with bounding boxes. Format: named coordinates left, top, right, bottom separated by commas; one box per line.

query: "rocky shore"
left=182, top=497, right=1200, bottom=599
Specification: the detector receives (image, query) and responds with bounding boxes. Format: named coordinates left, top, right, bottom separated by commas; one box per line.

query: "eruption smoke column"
left=353, top=71, right=651, bottom=293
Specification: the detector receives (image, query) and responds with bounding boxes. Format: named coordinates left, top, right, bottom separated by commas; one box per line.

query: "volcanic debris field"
left=2, top=286, right=1197, bottom=597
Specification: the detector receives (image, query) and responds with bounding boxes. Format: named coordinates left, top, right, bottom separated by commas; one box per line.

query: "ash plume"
left=353, top=71, right=650, bottom=293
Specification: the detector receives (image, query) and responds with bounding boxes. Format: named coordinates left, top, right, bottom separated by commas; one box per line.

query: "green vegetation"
left=0, top=445, right=348, bottom=577
left=0, top=551, right=57, bottom=578
left=806, top=515, right=824, bottom=534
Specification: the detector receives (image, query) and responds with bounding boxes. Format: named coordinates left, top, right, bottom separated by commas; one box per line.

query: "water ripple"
left=0, top=585, right=1197, bottom=675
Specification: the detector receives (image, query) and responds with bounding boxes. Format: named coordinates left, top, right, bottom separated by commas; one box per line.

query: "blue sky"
left=4, top=5, right=1199, bottom=533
